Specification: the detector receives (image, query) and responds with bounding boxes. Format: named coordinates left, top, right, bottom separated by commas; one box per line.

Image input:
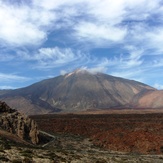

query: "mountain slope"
left=132, top=90, right=163, bottom=109
left=0, top=69, right=155, bottom=114
left=0, top=89, right=12, bottom=95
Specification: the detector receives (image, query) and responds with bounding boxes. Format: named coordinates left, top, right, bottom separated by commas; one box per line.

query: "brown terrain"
left=31, top=113, right=163, bottom=155
left=1, top=101, right=163, bottom=162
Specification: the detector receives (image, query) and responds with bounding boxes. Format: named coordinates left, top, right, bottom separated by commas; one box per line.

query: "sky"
left=0, top=0, right=163, bottom=89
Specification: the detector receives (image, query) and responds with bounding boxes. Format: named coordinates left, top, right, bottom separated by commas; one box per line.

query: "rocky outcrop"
left=0, top=101, right=39, bottom=144
left=0, top=101, right=16, bottom=113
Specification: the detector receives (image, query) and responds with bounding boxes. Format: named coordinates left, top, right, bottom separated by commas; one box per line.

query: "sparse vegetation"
left=0, top=113, right=163, bottom=162
left=0, top=156, right=9, bottom=162
left=12, top=159, right=23, bottom=163
left=31, top=113, right=163, bottom=154
left=0, top=137, right=11, bottom=150
left=0, top=132, right=162, bottom=162
left=20, top=149, right=33, bottom=157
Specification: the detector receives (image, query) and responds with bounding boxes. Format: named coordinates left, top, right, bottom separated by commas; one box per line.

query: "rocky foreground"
left=0, top=101, right=39, bottom=144
left=1, top=132, right=163, bottom=163
left=1, top=101, right=163, bottom=162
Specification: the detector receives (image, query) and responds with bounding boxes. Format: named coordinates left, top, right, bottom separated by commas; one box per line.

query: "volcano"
left=0, top=69, right=156, bottom=115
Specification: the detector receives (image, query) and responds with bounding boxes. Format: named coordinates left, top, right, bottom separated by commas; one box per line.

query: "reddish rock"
left=32, top=114, right=163, bottom=154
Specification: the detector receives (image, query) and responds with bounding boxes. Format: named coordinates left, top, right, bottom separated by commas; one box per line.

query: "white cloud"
left=60, top=57, right=110, bottom=75
left=81, top=58, right=109, bottom=74
left=86, top=0, right=159, bottom=24
left=33, top=0, right=71, bottom=10
left=153, top=59, right=163, bottom=67
left=60, top=70, right=67, bottom=75
left=128, top=24, right=163, bottom=54
left=86, top=67, right=107, bottom=74
left=154, top=83, right=163, bottom=90
left=104, top=47, right=144, bottom=70
left=146, top=28, right=163, bottom=53
left=71, top=0, right=127, bottom=45
left=52, top=46, right=144, bottom=78
left=74, top=22, right=127, bottom=44
left=37, top=47, right=78, bottom=67
left=0, top=73, right=29, bottom=82
left=0, top=1, right=55, bottom=47
left=0, top=85, right=15, bottom=89
left=125, top=0, right=160, bottom=20
left=110, top=70, right=145, bottom=83
left=86, top=58, right=109, bottom=74
left=0, top=0, right=162, bottom=51
left=17, top=47, right=89, bottom=69
left=33, top=0, right=89, bottom=10
left=65, top=0, right=163, bottom=54
left=123, top=48, right=144, bottom=68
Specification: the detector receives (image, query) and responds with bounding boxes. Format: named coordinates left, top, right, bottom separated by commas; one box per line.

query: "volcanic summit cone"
left=0, top=69, right=155, bottom=114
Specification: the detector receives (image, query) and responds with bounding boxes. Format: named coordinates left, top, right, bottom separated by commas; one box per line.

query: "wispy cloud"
left=0, top=0, right=55, bottom=47
left=0, top=85, right=16, bottom=89
left=16, top=47, right=89, bottom=69
left=110, top=69, right=146, bottom=83
left=74, top=22, right=127, bottom=45
left=0, top=73, right=31, bottom=89
left=146, top=28, right=163, bottom=53
left=35, top=47, right=87, bottom=68
left=152, top=58, right=163, bottom=67
left=154, top=83, right=163, bottom=90
left=0, top=73, right=29, bottom=82
left=85, top=58, right=109, bottom=74
left=0, top=54, right=14, bottom=61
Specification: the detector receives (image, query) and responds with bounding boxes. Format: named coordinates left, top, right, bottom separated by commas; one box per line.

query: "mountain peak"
left=72, top=68, right=88, bottom=74
left=0, top=71, right=156, bottom=115
left=65, top=68, right=89, bottom=78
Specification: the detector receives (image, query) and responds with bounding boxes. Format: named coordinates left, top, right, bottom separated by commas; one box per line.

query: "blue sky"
left=0, top=0, right=163, bottom=89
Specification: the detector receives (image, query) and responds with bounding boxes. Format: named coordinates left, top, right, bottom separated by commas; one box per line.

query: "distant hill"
left=0, top=89, right=12, bottom=95
left=0, top=69, right=156, bottom=115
